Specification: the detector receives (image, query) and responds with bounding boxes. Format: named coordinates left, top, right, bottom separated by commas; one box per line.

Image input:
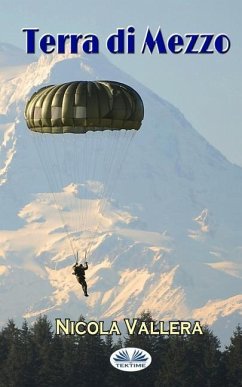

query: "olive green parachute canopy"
left=25, top=81, right=144, bottom=133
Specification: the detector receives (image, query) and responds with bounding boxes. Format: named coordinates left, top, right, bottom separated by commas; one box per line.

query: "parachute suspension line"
left=31, top=131, right=76, bottom=258
left=63, top=132, right=85, bottom=254
left=94, top=131, right=116, bottom=208
left=100, top=130, right=124, bottom=203
left=47, top=132, right=78, bottom=254
left=96, top=130, right=122, bottom=212
left=106, top=130, right=137, bottom=209
left=74, top=133, right=82, bottom=238
left=103, top=130, right=134, bottom=212
left=76, top=133, right=84, bottom=237
left=101, top=131, right=129, bottom=206
left=53, top=132, right=81, bottom=253
left=78, top=129, right=117, bottom=257
left=83, top=129, right=121, bottom=259
left=81, top=132, right=88, bottom=240
left=77, top=131, right=87, bottom=238
left=99, top=130, right=125, bottom=209
left=83, top=249, right=87, bottom=264
left=84, top=133, right=92, bottom=235
left=85, top=130, right=124, bottom=257
left=84, top=130, right=121, bottom=257
left=68, top=131, right=80, bottom=239
left=84, top=131, right=98, bottom=236
left=85, top=129, right=137, bottom=258
left=30, top=128, right=137, bottom=262
left=65, top=134, right=75, bottom=235
left=71, top=131, right=92, bottom=252
left=25, top=81, right=144, bottom=262
left=83, top=133, right=90, bottom=236
left=98, top=130, right=114, bottom=205
left=75, top=135, right=81, bottom=235
left=75, top=251, right=79, bottom=265
left=42, top=133, right=77, bottom=256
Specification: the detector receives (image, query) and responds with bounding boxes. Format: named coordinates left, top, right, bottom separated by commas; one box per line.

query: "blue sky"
left=1, top=0, right=241, bottom=165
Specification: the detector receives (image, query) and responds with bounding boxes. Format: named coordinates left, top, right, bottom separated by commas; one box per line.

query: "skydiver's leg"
left=78, top=278, right=88, bottom=297
left=77, top=277, right=84, bottom=293
left=82, top=280, right=88, bottom=297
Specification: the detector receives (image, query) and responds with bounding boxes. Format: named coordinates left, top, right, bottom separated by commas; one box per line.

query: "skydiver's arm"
left=72, top=263, right=78, bottom=274
left=84, top=262, right=88, bottom=270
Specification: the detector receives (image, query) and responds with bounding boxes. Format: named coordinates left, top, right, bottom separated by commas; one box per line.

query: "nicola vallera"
left=55, top=318, right=203, bottom=336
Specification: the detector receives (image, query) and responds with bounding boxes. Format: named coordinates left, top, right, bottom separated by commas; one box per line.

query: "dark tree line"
left=0, top=312, right=241, bottom=387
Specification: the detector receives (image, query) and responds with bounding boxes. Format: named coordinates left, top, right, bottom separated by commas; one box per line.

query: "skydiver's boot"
left=84, top=287, right=89, bottom=296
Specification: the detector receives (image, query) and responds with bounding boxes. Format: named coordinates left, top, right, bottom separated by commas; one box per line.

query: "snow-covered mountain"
left=0, top=44, right=242, bottom=344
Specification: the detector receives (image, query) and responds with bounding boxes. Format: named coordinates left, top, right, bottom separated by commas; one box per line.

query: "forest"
left=0, top=311, right=241, bottom=387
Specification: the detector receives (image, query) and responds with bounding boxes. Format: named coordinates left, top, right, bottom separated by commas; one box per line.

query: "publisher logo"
left=110, top=347, right=152, bottom=372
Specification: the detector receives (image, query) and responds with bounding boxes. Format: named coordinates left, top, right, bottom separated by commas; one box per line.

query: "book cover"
left=0, top=1, right=241, bottom=385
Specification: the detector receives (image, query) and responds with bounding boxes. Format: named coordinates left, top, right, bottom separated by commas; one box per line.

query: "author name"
left=55, top=318, right=203, bottom=336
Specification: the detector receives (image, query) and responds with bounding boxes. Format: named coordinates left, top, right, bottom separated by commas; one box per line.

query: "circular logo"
left=110, top=347, right=152, bottom=372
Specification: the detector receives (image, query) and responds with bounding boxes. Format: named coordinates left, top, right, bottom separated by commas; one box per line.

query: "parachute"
left=25, top=81, right=144, bottom=258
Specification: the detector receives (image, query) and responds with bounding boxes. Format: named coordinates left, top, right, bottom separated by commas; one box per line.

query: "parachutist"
left=24, top=82, right=143, bottom=273
left=72, top=261, right=89, bottom=297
